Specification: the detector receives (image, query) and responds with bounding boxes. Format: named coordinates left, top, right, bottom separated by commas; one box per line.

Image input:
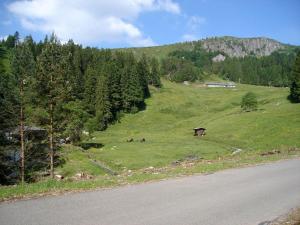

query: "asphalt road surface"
left=1, top=159, right=300, bottom=225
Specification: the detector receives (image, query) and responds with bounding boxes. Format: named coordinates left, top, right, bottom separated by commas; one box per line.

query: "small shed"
left=193, top=127, right=206, bottom=137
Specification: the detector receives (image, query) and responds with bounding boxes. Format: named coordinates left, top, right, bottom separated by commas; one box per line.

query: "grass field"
left=58, top=80, right=300, bottom=175
left=1, top=79, right=300, bottom=201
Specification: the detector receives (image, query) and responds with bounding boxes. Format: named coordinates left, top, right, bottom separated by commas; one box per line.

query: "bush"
left=241, top=92, right=258, bottom=111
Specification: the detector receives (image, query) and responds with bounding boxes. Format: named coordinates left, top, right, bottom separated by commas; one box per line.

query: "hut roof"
left=193, top=127, right=206, bottom=130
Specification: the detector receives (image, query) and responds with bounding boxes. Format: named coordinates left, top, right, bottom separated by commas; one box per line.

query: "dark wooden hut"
left=193, top=127, right=206, bottom=137
left=5, top=126, right=47, bottom=142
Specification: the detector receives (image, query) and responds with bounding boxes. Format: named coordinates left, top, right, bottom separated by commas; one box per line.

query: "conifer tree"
left=149, top=57, right=162, bottom=88
left=64, top=40, right=84, bottom=100
left=84, top=64, right=98, bottom=114
left=121, top=53, right=143, bottom=112
left=95, top=66, right=112, bottom=130
left=290, top=51, right=300, bottom=103
left=36, top=34, right=66, bottom=178
left=137, top=54, right=150, bottom=98
left=107, top=60, right=122, bottom=118
left=11, top=42, right=35, bottom=183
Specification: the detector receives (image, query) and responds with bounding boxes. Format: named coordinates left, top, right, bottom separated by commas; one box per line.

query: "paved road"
left=1, top=159, right=300, bottom=225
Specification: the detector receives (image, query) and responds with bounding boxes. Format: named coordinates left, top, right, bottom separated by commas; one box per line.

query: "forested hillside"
left=165, top=44, right=297, bottom=86
left=118, top=36, right=299, bottom=87
left=1, top=32, right=299, bottom=186
left=0, top=32, right=161, bottom=184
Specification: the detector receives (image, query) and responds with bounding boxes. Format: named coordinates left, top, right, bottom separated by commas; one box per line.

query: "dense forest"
left=162, top=42, right=298, bottom=87
left=0, top=32, right=161, bottom=184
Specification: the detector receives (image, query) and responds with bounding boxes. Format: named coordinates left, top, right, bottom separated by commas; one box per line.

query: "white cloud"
left=181, top=15, right=205, bottom=42
left=182, top=34, right=199, bottom=41
left=156, top=0, right=181, bottom=14
left=7, top=0, right=180, bottom=47
left=187, top=16, right=206, bottom=32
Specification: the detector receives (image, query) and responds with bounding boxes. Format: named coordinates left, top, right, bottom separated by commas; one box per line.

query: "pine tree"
left=107, top=60, right=122, bottom=118
left=11, top=42, right=35, bottom=183
left=137, top=54, right=150, bottom=98
left=95, top=66, right=112, bottom=130
left=0, top=46, right=19, bottom=183
left=84, top=64, right=98, bottom=114
left=36, top=34, right=66, bottom=178
left=120, top=53, right=143, bottom=112
left=149, top=58, right=162, bottom=88
left=290, top=51, right=300, bottom=103
left=63, top=40, right=84, bottom=100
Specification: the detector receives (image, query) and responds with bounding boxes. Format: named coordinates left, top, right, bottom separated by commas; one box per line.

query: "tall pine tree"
left=36, top=34, right=67, bottom=178
left=120, top=53, right=143, bottom=112
left=137, top=54, right=150, bottom=98
left=11, top=42, right=35, bottom=183
left=290, top=51, right=300, bottom=103
left=149, top=57, right=162, bottom=88
left=95, top=64, right=112, bottom=130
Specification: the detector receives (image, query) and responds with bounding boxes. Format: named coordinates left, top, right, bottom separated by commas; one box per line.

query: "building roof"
left=205, top=82, right=235, bottom=86
left=193, top=127, right=206, bottom=130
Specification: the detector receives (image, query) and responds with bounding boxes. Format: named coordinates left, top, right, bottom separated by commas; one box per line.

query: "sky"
left=0, top=0, right=300, bottom=48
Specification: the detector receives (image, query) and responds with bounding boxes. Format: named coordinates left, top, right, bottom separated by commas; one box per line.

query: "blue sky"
left=1, top=0, right=300, bottom=48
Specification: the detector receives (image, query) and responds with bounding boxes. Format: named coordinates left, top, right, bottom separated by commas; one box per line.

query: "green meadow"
left=59, top=80, right=300, bottom=175
left=2, top=79, right=300, bottom=201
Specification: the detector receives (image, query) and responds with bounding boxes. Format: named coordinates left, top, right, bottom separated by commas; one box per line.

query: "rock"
left=202, top=37, right=283, bottom=58
left=212, top=54, right=226, bottom=62
left=55, top=174, right=64, bottom=180
left=232, top=148, right=242, bottom=155
left=74, top=172, right=93, bottom=180
left=75, top=173, right=82, bottom=178
left=171, top=160, right=181, bottom=166
left=82, top=130, right=89, bottom=135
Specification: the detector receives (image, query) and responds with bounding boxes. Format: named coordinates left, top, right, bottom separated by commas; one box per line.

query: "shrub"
left=241, top=92, right=258, bottom=112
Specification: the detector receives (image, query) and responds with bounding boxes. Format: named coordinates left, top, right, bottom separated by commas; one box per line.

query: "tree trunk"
left=20, top=79, right=25, bottom=184
left=49, top=71, right=54, bottom=179
left=49, top=102, right=54, bottom=179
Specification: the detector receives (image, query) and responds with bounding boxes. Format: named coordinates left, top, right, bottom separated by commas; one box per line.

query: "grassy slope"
left=2, top=80, right=300, bottom=200
left=57, top=80, right=300, bottom=176
left=114, top=41, right=194, bottom=60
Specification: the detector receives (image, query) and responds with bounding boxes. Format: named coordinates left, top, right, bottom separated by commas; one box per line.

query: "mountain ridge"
left=117, top=36, right=298, bottom=59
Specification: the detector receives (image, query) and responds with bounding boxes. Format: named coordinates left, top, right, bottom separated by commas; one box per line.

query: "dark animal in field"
left=193, top=127, right=206, bottom=137
left=140, top=138, right=146, bottom=142
left=127, top=138, right=134, bottom=142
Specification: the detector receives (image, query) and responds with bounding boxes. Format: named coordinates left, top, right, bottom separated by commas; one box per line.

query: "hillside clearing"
left=60, top=80, right=300, bottom=174
left=1, top=79, right=300, bottom=201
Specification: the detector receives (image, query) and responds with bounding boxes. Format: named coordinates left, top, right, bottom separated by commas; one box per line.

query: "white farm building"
left=205, top=82, right=236, bottom=88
